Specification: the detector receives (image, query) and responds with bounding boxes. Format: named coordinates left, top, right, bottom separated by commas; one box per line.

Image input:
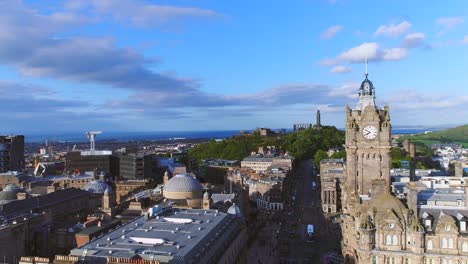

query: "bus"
left=307, top=224, right=315, bottom=241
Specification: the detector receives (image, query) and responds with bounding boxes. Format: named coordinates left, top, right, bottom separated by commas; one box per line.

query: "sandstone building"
left=320, top=158, right=344, bottom=214
left=341, top=71, right=468, bottom=264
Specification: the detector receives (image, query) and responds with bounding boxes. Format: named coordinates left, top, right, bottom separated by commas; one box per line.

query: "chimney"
left=47, top=185, right=56, bottom=194
left=408, top=182, right=427, bottom=213
left=17, top=192, right=27, bottom=200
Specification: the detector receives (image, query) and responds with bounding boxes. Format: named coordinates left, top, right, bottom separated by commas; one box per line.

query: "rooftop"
left=70, top=207, right=242, bottom=263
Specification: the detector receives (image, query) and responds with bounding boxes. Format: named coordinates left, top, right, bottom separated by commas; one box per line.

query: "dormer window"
left=461, top=221, right=466, bottom=232
left=425, top=219, right=432, bottom=229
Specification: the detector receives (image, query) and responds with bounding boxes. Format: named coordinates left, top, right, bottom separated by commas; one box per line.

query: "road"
left=279, top=159, right=342, bottom=263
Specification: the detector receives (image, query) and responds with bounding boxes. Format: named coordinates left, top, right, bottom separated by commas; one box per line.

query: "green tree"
left=314, top=150, right=329, bottom=170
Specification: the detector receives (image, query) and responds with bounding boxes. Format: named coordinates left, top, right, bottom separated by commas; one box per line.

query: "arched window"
left=448, top=238, right=454, bottom=249
left=392, top=235, right=398, bottom=245
left=462, top=242, right=468, bottom=252
left=427, top=240, right=433, bottom=250
left=442, top=238, right=448, bottom=248
left=386, top=235, right=392, bottom=245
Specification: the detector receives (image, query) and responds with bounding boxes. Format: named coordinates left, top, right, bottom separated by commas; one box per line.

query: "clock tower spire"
left=356, top=59, right=376, bottom=111
left=344, top=66, right=391, bottom=207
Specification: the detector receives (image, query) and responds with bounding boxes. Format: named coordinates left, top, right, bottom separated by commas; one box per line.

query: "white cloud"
left=337, top=42, right=380, bottom=62
left=321, top=25, right=343, bottom=39
left=322, top=42, right=409, bottom=66
left=436, top=17, right=464, bottom=35
left=330, top=65, right=352, bottom=74
left=374, top=21, right=412, bottom=37
left=402, top=32, right=426, bottom=48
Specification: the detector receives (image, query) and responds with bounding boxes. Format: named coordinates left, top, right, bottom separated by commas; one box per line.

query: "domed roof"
left=359, top=74, right=375, bottom=96
left=227, top=203, right=242, bottom=216
left=83, top=180, right=111, bottom=194
left=164, top=173, right=203, bottom=194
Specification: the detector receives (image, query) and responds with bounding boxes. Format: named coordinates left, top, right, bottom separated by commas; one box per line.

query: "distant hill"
left=400, top=124, right=468, bottom=147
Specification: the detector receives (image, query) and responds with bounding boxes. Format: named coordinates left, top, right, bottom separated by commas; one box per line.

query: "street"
left=279, top=159, right=342, bottom=263
left=246, top=159, right=342, bottom=264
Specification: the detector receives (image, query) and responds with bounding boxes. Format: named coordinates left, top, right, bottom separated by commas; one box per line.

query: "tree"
left=314, top=150, right=329, bottom=170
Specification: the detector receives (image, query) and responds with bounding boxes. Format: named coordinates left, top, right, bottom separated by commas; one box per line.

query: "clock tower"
left=344, top=71, right=391, bottom=203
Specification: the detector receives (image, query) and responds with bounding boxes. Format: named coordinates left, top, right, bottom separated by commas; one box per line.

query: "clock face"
left=362, top=125, right=378, bottom=139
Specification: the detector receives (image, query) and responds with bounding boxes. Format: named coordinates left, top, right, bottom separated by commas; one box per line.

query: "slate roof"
left=70, top=208, right=243, bottom=264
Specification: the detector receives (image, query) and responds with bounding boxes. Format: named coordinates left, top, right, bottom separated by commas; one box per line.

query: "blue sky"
left=0, top=0, right=467, bottom=134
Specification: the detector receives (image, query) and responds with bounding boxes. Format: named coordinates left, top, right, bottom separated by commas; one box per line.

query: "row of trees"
left=188, top=131, right=284, bottom=161
left=188, top=126, right=346, bottom=163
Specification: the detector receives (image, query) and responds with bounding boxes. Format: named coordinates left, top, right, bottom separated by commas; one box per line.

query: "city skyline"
left=1, top=0, right=467, bottom=133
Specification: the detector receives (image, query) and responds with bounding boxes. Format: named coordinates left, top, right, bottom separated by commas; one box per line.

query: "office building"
left=68, top=206, right=247, bottom=264
left=0, top=135, right=24, bottom=173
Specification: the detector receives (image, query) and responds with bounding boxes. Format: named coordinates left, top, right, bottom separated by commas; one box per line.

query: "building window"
left=386, top=235, right=392, bottom=245
left=405, top=258, right=410, bottom=264
left=392, top=235, right=398, bottom=245
left=425, top=219, right=431, bottom=229
left=448, top=238, right=454, bottom=248
left=373, top=256, right=378, bottom=264
left=461, top=221, right=466, bottom=232
left=463, top=242, right=468, bottom=252
left=442, top=238, right=448, bottom=248
left=427, top=240, right=433, bottom=250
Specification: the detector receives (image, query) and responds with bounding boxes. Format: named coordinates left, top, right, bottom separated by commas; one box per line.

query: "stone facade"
left=320, top=159, right=344, bottom=214
left=341, top=73, right=468, bottom=264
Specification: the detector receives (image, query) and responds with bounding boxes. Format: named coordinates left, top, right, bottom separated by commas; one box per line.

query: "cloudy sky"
left=1, top=0, right=467, bottom=134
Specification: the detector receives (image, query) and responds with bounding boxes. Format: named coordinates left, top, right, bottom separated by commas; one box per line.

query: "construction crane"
left=85, top=131, right=102, bottom=151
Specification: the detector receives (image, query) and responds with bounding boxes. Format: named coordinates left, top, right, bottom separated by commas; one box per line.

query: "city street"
left=245, top=158, right=343, bottom=264
left=278, top=159, right=342, bottom=263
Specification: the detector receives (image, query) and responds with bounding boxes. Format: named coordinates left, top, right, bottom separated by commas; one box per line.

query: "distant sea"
left=23, top=127, right=437, bottom=143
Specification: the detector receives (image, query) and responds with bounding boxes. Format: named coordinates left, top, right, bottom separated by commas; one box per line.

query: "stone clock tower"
left=344, top=71, right=391, bottom=202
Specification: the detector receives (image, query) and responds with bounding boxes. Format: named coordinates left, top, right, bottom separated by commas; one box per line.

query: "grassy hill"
left=400, top=124, right=468, bottom=148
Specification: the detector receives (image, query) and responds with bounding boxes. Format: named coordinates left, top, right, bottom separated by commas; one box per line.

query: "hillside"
left=188, top=126, right=345, bottom=161
left=400, top=124, right=468, bottom=147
